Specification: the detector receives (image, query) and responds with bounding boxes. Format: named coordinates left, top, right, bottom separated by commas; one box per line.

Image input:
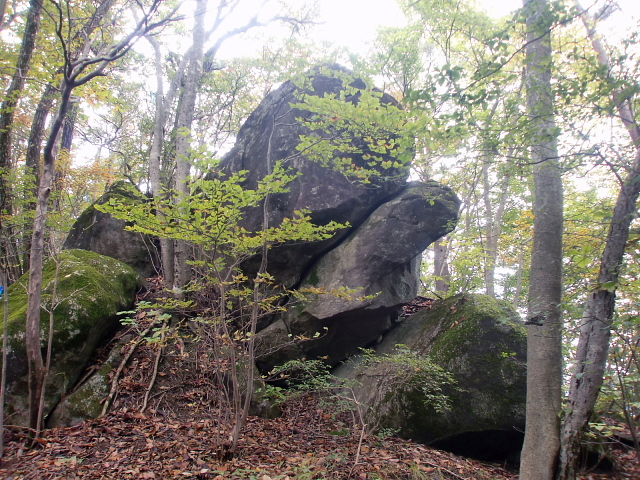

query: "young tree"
left=558, top=2, right=640, bottom=478
left=25, top=0, right=175, bottom=431
left=519, top=0, right=564, bottom=478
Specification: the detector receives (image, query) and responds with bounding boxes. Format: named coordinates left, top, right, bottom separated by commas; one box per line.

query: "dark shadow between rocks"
left=429, top=429, right=524, bottom=465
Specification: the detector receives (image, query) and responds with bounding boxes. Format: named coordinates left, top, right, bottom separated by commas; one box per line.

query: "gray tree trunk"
left=519, top=0, right=564, bottom=478
left=433, top=239, right=451, bottom=295
left=26, top=81, right=73, bottom=429
left=558, top=3, right=640, bottom=478
left=172, top=0, right=207, bottom=292
left=0, top=0, right=43, bottom=184
left=147, top=35, right=176, bottom=287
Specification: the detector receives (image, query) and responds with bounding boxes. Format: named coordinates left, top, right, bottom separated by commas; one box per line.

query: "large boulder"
left=63, top=181, right=160, bottom=279
left=256, top=181, right=460, bottom=369
left=219, top=65, right=410, bottom=287
left=1, top=249, right=139, bottom=427
left=334, top=293, right=527, bottom=463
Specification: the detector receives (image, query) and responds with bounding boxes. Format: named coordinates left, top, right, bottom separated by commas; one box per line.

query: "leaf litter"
left=0, top=282, right=636, bottom=479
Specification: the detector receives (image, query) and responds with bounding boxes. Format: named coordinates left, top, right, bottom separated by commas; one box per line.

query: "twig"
left=100, top=321, right=157, bottom=416
left=348, top=422, right=368, bottom=478
left=141, top=320, right=167, bottom=412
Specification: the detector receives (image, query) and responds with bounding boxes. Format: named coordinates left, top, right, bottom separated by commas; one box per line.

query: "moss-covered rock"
left=333, top=293, right=527, bottom=462
left=1, top=249, right=139, bottom=426
left=48, top=336, right=131, bottom=427
left=63, top=181, right=160, bottom=279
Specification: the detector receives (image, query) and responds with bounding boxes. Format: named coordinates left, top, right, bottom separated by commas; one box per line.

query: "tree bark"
left=482, top=161, right=510, bottom=298
left=557, top=4, right=640, bottom=478
left=21, top=83, right=56, bottom=274
left=0, top=0, right=43, bottom=206
left=433, top=238, right=451, bottom=294
left=172, top=0, right=207, bottom=292
left=0, top=0, right=43, bottom=279
left=519, top=0, right=564, bottom=478
left=147, top=36, right=176, bottom=287
left=26, top=80, right=73, bottom=429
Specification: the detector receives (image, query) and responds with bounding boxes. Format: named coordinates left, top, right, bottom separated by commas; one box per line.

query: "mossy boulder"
left=334, top=293, right=527, bottom=463
left=63, top=181, right=160, bottom=279
left=48, top=335, right=131, bottom=427
left=1, top=249, right=139, bottom=427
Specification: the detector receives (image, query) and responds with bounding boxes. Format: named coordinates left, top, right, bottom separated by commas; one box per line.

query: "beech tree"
left=519, top=0, right=564, bottom=478
left=558, top=2, right=640, bottom=477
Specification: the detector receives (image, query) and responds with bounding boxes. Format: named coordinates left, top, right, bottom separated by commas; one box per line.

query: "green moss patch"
left=1, top=249, right=139, bottom=426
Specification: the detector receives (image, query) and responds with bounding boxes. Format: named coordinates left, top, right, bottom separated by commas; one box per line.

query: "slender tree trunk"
left=173, top=0, right=206, bottom=292
left=433, top=238, right=450, bottom=294
left=513, top=245, right=526, bottom=310
left=482, top=160, right=510, bottom=298
left=0, top=0, right=43, bottom=278
left=557, top=4, right=640, bottom=478
left=26, top=80, right=73, bottom=429
left=0, top=268, right=9, bottom=456
left=0, top=0, right=43, bottom=203
left=147, top=36, right=175, bottom=287
left=519, top=0, right=564, bottom=478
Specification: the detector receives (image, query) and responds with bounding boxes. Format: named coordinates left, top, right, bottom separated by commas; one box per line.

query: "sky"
left=215, top=0, right=639, bottom=61
left=310, top=0, right=639, bottom=54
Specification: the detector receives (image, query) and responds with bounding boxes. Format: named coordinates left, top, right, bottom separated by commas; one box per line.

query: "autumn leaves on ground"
left=0, top=294, right=634, bottom=480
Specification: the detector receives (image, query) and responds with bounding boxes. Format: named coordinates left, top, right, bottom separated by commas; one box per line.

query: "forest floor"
left=0, top=289, right=637, bottom=479
left=0, top=395, right=636, bottom=480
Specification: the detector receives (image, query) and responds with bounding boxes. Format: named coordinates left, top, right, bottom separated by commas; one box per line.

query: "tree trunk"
left=519, top=0, right=564, bottom=478
left=0, top=0, right=43, bottom=280
left=482, top=159, right=510, bottom=298
left=21, top=83, right=57, bottom=274
left=433, top=238, right=451, bottom=294
left=0, top=0, right=43, bottom=209
left=172, top=0, right=207, bottom=292
left=26, top=80, right=74, bottom=429
left=147, top=35, right=175, bottom=287
left=558, top=6, right=640, bottom=478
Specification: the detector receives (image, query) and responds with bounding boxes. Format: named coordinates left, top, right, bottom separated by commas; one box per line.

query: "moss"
left=359, top=293, right=527, bottom=444
left=0, top=249, right=139, bottom=426
left=306, top=268, right=320, bottom=287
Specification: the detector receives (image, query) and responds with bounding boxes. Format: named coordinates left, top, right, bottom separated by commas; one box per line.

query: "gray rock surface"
left=333, top=293, right=527, bottom=463
left=63, top=181, right=160, bottom=279
left=219, top=65, right=410, bottom=287
left=256, top=181, right=460, bottom=369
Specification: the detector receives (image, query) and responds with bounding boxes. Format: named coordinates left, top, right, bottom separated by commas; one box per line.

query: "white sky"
left=216, top=0, right=638, bottom=60
left=312, top=0, right=639, bottom=53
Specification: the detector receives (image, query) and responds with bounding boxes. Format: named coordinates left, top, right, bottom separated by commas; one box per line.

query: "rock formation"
left=55, top=65, right=462, bottom=426
left=63, top=181, right=160, bottom=279
left=334, top=293, right=527, bottom=463
left=214, top=64, right=460, bottom=367
left=218, top=65, right=412, bottom=288
left=256, top=181, right=460, bottom=369
left=1, top=250, right=139, bottom=426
